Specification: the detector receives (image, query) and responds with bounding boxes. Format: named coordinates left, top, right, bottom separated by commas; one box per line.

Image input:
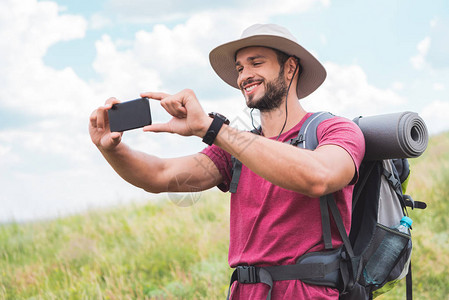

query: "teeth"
left=245, top=84, right=258, bottom=92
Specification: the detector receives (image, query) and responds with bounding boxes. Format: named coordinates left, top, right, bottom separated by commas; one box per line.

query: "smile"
left=243, top=81, right=262, bottom=95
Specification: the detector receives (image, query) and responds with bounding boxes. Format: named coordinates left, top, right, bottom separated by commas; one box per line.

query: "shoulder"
left=316, top=114, right=366, bottom=168
left=317, top=115, right=364, bottom=142
left=319, top=115, right=361, bottom=132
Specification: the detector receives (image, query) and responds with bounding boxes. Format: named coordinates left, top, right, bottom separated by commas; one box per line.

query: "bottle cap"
left=401, top=216, right=413, bottom=227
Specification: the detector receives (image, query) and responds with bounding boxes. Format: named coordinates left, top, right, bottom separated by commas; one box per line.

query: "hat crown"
left=241, top=24, right=298, bottom=43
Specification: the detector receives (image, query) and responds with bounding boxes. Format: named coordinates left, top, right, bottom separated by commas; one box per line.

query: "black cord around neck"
left=250, top=108, right=261, bottom=134
left=275, top=61, right=300, bottom=141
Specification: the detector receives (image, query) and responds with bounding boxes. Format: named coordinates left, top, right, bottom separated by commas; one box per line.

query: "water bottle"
left=395, top=216, right=413, bottom=280
left=396, top=216, right=413, bottom=234
left=363, top=216, right=413, bottom=285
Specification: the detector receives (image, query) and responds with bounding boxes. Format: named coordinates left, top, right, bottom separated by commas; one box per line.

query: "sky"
left=0, top=0, right=448, bottom=222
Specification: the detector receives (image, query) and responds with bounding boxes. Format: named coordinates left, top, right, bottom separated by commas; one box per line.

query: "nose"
left=238, top=67, right=256, bottom=87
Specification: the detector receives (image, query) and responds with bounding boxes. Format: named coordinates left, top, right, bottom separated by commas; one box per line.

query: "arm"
left=89, top=97, right=221, bottom=193
left=140, top=90, right=358, bottom=198
left=214, top=126, right=356, bottom=197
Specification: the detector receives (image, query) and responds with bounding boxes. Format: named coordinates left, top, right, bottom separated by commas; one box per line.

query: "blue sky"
left=0, top=0, right=448, bottom=222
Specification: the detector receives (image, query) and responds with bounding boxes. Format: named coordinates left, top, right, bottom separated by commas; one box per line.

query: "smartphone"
left=108, top=97, right=152, bottom=132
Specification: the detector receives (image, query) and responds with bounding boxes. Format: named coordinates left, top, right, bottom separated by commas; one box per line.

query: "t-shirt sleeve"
left=200, top=145, right=232, bottom=192
left=317, top=116, right=366, bottom=184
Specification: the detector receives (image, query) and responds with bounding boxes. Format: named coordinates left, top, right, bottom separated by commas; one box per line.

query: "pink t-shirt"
left=201, top=113, right=365, bottom=299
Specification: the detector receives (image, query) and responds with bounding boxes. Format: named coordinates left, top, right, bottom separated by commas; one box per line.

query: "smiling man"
left=236, top=47, right=290, bottom=111
left=89, top=24, right=365, bottom=299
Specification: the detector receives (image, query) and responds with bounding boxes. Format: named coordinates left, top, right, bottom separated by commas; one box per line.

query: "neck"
left=259, top=94, right=307, bottom=138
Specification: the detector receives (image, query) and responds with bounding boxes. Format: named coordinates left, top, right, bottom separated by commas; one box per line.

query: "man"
left=89, top=24, right=365, bottom=299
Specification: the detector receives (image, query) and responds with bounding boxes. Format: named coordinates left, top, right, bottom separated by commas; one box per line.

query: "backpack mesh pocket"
left=361, top=223, right=411, bottom=286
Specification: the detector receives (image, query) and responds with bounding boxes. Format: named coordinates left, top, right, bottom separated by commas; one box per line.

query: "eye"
left=236, top=66, right=243, bottom=73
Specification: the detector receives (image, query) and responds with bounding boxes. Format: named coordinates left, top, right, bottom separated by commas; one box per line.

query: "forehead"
left=235, top=46, right=277, bottom=63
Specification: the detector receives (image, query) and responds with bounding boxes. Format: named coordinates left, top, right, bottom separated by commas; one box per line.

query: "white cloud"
left=0, top=0, right=321, bottom=221
left=0, top=143, right=20, bottom=167
left=89, top=13, right=112, bottom=30
left=92, top=34, right=162, bottom=97
left=104, top=0, right=329, bottom=23
left=410, top=36, right=431, bottom=70
left=392, top=82, right=404, bottom=91
left=430, top=17, right=438, bottom=28
left=0, top=0, right=86, bottom=63
left=0, top=0, right=162, bottom=221
left=303, top=62, right=406, bottom=118
left=433, top=82, right=445, bottom=91
left=0, top=0, right=90, bottom=117
left=420, top=100, right=449, bottom=134
left=417, top=37, right=431, bottom=54
left=4, top=0, right=447, bottom=222
left=245, top=0, right=330, bottom=15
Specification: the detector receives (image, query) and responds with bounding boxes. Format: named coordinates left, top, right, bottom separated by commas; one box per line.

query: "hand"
left=141, top=89, right=211, bottom=137
left=89, top=97, right=123, bottom=151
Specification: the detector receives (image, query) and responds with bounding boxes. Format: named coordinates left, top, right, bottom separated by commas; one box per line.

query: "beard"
left=245, top=70, right=288, bottom=112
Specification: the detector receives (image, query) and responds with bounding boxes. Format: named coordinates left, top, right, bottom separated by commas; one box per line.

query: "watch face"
left=209, top=112, right=230, bottom=125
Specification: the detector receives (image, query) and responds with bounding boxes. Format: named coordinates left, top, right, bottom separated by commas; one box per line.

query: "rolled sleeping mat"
left=354, top=112, right=429, bottom=161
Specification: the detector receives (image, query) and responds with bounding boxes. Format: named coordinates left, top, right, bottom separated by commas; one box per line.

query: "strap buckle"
left=384, top=170, right=402, bottom=191
left=237, top=266, right=258, bottom=283
left=289, top=134, right=304, bottom=147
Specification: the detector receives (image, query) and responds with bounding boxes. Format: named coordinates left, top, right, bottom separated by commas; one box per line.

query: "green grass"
left=0, top=193, right=232, bottom=299
left=1, top=132, right=448, bottom=299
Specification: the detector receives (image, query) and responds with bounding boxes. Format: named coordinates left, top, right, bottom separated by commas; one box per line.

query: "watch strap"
left=202, top=116, right=226, bottom=146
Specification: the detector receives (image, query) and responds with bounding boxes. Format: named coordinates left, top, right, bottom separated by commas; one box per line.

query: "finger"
left=140, top=92, right=170, bottom=101
left=170, top=104, right=187, bottom=118
left=105, top=97, right=120, bottom=106
left=160, top=97, right=187, bottom=119
left=96, top=106, right=107, bottom=130
left=97, top=98, right=120, bottom=130
left=143, top=123, right=172, bottom=133
left=90, top=110, right=98, bottom=128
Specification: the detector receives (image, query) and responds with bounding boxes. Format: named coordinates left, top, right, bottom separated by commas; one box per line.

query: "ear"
left=285, top=57, right=299, bottom=80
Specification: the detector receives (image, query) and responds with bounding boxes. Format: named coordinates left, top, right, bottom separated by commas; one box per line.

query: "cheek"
left=237, top=75, right=244, bottom=88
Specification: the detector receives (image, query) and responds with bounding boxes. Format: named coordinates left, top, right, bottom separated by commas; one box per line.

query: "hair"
left=273, top=48, right=290, bottom=68
left=272, top=48, right=303, bottom=79
left=233, top=46, right=303, bottom=79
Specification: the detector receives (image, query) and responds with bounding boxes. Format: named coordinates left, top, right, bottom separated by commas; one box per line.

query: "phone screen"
left=108, top=98, right=152, bottom=132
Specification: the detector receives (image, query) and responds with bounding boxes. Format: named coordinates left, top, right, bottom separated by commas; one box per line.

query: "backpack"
left=226, top=112, right=427, bottom=300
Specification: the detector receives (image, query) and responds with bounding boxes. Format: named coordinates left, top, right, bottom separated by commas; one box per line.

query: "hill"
left=1, top=132, right=448, bottom=299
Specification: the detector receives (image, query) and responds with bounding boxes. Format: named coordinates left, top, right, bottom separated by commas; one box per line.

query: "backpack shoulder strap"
left=229, top=113, right=334, bottom=193
left=229, top=127, right=261, bottom=193
left=230, top=156, right=243, bottom=193
left=289, top=112, right=334, bottom=150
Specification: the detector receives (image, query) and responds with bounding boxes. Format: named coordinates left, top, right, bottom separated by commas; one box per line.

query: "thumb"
left=111, top=131, right=122, bottom=143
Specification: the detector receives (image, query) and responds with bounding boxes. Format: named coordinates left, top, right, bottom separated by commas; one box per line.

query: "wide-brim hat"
left=209, top=24, right=326, bottom=99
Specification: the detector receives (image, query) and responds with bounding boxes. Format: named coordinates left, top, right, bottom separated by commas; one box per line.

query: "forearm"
left=214, top=125, right=343, bottom=197
left=99, top=143, right=167, bottom=193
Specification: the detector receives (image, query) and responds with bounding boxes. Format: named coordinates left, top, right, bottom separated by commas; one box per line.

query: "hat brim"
left=209, top=35, right=326, bottom=99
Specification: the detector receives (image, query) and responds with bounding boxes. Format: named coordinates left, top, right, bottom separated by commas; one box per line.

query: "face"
left=235, top=47, right=288, bottom=112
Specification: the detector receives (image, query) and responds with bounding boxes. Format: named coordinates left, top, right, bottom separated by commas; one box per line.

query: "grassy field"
left=0, top=192, right=232, bottom=299
left=1, top=131, right=448, bottom=299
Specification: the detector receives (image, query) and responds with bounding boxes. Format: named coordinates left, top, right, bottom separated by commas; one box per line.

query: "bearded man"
left=89, top=24, right=365, bottom=299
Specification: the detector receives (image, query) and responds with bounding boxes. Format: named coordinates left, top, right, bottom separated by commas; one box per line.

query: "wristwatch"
left=202, top=112, right=230, bottom=146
